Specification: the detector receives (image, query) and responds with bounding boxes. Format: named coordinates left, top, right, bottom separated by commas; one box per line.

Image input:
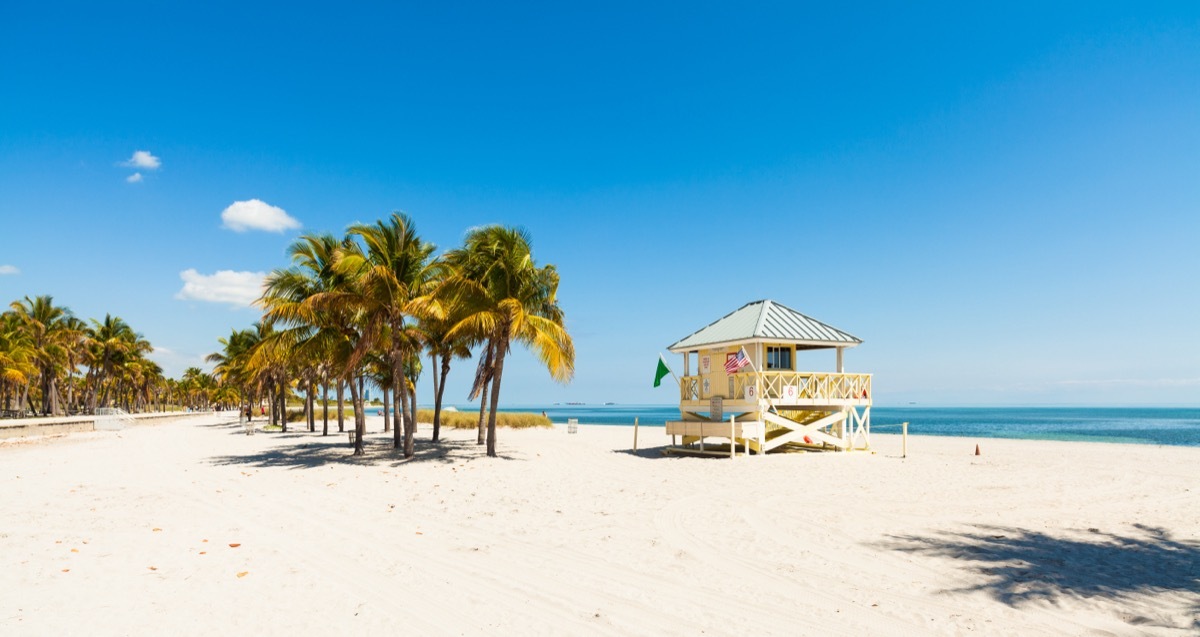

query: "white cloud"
left=153, top=346, right=175, bottom=356
left=175, top=269, right=266, bottom=307
left=0, top=265, right=19, bottom=275
left=220, top=199, right=301, bottom=233
left=126, top=172, right=144, bottom=183
left=122, top=150, right=161, bottom=170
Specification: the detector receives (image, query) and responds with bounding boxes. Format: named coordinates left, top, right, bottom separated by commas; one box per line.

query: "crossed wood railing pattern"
left=680, top=371, right=871, bottom=403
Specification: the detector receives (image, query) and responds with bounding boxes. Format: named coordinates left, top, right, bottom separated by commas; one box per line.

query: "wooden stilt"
left=730, top=415, right=735, bottom=459
left=633, top=417, right=639, bottom=452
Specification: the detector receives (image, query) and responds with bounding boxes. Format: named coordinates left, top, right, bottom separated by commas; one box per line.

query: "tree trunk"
left=486, top=342, right=508, bottom=458
left=433, top=352, right=450, bottom=443
left=322, top=382, right=329, bottom=436
left=278, top=379, right=288, bottom=433
left=398, top=362, right=412, bottom=451
left=307, top=380, right=315, bottom=432
left=476, top=341, right=494, bottom=445
left=382, top=386, right=390, bottom=433
left=406, top=375, right=417, bottom=457
left=429, top=351, right=440, bottom=441
left=391, top=377, right=401, bottom=440
left=348, top=380, right=364, bottom=456
left=336, top=380, right=345, bottom=433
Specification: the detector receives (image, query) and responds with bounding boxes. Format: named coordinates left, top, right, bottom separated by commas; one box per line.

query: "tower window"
left=766, top=346, right=792, bottom=370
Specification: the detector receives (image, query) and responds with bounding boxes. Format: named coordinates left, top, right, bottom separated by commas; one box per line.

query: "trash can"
left=567, top=418, right=578, bottom=434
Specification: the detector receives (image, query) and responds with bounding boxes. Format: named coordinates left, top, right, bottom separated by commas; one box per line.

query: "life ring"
left=803, top=435, right=813, bottom=444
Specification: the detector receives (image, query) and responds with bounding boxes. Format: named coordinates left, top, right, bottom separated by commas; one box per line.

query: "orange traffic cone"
left=974, top=444, right=981, bottom=456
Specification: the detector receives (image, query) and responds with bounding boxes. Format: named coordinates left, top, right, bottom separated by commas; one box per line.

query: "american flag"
left=724, top=349, right=750, bottom=374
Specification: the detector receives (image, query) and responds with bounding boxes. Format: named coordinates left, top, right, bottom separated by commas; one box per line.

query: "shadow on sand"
left=881, top=523, right=1200, bottom=630
left=612, top=445, right=676, bottom=460
left=207, top=432, right=520, bottom=469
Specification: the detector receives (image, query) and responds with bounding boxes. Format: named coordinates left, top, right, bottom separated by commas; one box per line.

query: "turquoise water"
left=429, top=404, right=1200, bottom=448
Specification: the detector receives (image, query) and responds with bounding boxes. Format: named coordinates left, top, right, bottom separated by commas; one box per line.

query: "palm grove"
left=207, top=214, right=575, bottom=457
left=0, top=297, right=220, bottom=417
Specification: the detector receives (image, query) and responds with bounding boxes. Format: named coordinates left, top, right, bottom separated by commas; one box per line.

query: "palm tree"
left=444, top=226, right=574, bottom=457
left=335, top=212, right=439, bottom=458
left=0, top=311, right=37, bottom=415
left=208, top=327, right=257, bottom=410
left=261, top=232, right=368, bottom=452
left=9, top=295, right=73, bottom=415
left=60, top=316, right=88, bottom=413
left=86, top=314, right=137, bottom=411
left=417, top=304, right=471, bottom=443
left=364, top=352, right=394, bottom=434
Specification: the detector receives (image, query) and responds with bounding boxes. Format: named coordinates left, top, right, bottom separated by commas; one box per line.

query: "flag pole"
left=738, top=345, right=766, bottom=409
left=659, top=353, right=681, bottom=386
left=738, top=345, right=760, bottom=375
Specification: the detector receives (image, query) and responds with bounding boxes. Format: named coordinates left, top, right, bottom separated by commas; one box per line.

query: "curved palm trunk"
left=476, top=341, right=494, bottom=445
left=485, top=342, right=508, bottom=458
left=408, top=377, right=417, bottom=453
left=396, top=362, right=416, bottom=458
left=322, top=382, right=329, bottom=436
left=398, top=364, right=412, bottom=453
left=475, top=380, right=489, bottom=445
left=336, top=380, right=345, bottom=433
left=307, top=380, right=315, bottom=432
left=348, top=379, right=365, bottom=456
left=382, top=386, right=390, bottom=433
left=432, top=352, right=450, bottom=443
left=278, top=379, right=288, bottom=433
left=391, top=379, right=401, bottom=439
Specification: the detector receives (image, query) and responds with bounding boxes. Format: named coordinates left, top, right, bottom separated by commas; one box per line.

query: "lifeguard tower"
left=664, top=300, right=871, bottom=455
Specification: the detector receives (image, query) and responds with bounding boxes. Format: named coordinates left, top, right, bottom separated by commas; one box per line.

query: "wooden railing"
left=680, top=371, right=871, bottom=404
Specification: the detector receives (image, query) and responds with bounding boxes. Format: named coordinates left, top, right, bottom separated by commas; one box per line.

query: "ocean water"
left=433, top=404, right=1200, bottom=448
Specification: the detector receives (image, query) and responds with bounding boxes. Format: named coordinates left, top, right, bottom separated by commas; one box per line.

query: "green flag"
left=653, top=356, right=671, bottom=388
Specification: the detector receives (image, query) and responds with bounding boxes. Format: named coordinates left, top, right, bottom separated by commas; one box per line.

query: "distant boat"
left=566, top=402, right=585, bottom=405
left=604, top=402, right=615, bottom=405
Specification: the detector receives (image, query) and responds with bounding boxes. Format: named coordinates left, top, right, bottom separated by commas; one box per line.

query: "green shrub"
left=415, top=409, right=551, bottom=429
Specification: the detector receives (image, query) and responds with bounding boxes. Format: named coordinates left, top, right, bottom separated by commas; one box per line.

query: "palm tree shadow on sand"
left=207, top=435, right=521, bottom=469
left=880, top=524, right=1200, bottom=631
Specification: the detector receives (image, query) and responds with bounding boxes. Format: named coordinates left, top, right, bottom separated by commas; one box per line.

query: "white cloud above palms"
left=126, top=172, right=143, bottom=183
left=175, top=269, right=265, bottom=307
left=220, top=199, right=301, bottom=233
left=0, top=265, right=19, bottom=275
left=122, top=150, right=161, bottom=170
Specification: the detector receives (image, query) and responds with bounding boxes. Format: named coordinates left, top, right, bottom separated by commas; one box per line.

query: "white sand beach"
left=2, top=414, right=1198, bottom=636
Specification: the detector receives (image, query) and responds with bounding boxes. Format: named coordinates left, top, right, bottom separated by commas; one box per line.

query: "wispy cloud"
left=175, top=269, right=265, bottom=307
left=0, top=265, right=19, bottom=275
left=1055, top=378, right=1200, bottom=388
left=126, top=172, right=144, bottom=183
left=122, top=150, right=161, bottom=170
left=220, top=199, right=301, bottom=233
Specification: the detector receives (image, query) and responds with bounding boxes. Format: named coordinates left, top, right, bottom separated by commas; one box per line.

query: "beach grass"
left=417, top=409, right=552, bottom=429
left=278, top=406, right=550, bottom=429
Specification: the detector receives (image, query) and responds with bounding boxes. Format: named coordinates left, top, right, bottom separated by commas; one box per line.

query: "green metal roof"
left=666, top=300, right=862, bottom=352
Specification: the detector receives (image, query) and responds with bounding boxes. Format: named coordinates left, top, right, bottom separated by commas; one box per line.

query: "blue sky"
left=1, top=2, right=1197, bottom=406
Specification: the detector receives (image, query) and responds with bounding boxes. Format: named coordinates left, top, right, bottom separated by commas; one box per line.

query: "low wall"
left=0, top=411, right=212, bottom=440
